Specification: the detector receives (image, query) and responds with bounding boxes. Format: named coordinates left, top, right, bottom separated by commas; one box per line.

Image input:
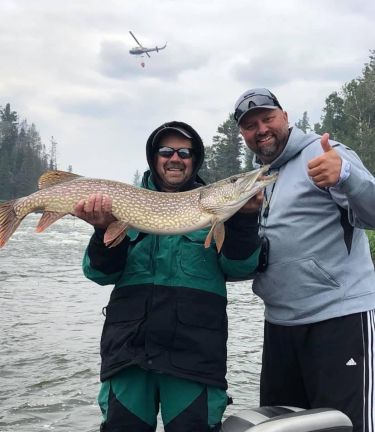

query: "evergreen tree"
left=213, top=113, right=243, bottom=179
left=0, top=104, right=58, bottom=199
left=243, top=146, right=256, bottom=171
left=315, top=92, right=346, bottom=139
left=48, top=136, right=57, bottom=170
left=0, top=150, right=12, bottom=200
left=0, top=104, right=19, bottom=198
left=0, top=103, right=18, bottom=153
left=295, top=111, right=311, bottom=132
left=199, top=113, right=244, bottom=183
left=198, top=145, right=215, bottom=184
left=132, top=169, right=141, bottom=187
left=316, top=50, right=375, bottom=173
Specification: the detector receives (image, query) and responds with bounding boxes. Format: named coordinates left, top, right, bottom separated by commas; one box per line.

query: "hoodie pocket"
left=253, top=257, right=340, bottom=321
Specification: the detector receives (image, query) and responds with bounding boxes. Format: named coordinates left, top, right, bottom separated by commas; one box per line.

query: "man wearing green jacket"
left=74, top=121, right=261, bottom=432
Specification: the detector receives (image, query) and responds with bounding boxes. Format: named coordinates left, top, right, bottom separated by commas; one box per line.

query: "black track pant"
left=260, top=311, right=375, bottom=432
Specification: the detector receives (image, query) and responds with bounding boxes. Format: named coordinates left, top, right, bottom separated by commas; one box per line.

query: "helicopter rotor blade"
left=129, top=31, right=144, bottom=48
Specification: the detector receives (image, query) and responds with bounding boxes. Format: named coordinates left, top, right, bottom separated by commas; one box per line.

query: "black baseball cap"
left=234, top=88, right=282, bottom=125
left=151, top=126, right=192, bottom=147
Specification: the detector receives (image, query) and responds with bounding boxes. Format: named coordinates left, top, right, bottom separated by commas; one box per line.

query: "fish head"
left=200, top=165, right=277, bottom=219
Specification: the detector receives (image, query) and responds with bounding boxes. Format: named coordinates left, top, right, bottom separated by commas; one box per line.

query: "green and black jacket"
left=83, top=121, right=261, bottom=389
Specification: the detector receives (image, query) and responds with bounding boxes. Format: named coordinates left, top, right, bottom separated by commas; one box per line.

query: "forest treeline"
left=0, top=104, right=59, bottom=200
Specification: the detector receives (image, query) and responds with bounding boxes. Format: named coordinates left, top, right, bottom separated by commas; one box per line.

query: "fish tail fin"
left=0, top=199, right=24, bottom=248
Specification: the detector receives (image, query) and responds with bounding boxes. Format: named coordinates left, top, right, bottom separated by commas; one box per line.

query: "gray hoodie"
left=253, top=126, right=375, bottom=325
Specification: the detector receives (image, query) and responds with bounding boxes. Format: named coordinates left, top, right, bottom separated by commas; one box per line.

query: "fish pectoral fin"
left=204, top=220, right=225, bottom=252
left=104, top=221, right=129, bottom=248
left=200, top=200, right=224, bottom=214
left=213, top=222, right=225, bottom=252
left=204, top=224, right=215, bottom=249
left=35, top=211, right=67, bottom=233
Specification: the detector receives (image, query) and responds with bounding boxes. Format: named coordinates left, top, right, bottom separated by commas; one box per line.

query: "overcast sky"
left=1, top=0, right=374, bottom=183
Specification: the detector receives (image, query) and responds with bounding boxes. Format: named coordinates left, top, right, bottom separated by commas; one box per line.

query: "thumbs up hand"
left=307, top=133, right=342, bottom=187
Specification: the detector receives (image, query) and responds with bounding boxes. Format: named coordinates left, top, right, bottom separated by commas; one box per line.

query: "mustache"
left=256, top=132, right=272, bottom=138
left=165, top=162, right=185, bottom=169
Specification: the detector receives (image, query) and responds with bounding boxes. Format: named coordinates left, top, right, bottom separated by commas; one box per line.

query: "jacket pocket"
left=105, top=295, right=147, bottom=323
left=124, top=232, right=153, bottom=275
left=170, top=296, right=227, bottom=375
left=100, top=294, right=147, bottom=367
left=180, top=231, right=220, bottom=280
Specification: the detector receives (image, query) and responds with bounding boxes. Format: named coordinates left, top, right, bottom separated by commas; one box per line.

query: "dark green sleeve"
left=87, top=228, right=130, bottom=275
left=221, top=211, right=261, bottom=260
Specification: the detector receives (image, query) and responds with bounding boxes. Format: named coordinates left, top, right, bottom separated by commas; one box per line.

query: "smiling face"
left=154, top=134, right=194, bottom=192
left=239, top=108, right=290, bottom=164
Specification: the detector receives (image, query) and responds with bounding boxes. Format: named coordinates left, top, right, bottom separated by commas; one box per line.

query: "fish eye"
left=230, top=176, right=238, bottom=183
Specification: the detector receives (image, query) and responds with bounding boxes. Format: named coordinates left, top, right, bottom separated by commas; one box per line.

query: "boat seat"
left=221, top=406, right=352, bottom=432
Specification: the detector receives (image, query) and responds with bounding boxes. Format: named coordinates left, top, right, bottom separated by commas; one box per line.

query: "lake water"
left=0, top=214, right=264, bottom=431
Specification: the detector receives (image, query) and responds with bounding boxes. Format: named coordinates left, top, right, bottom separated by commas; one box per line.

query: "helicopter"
left=129, top=31, right=167, bottom=67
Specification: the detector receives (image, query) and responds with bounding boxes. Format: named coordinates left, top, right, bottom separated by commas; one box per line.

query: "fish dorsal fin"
left=38, top=170, right=82, bottom=190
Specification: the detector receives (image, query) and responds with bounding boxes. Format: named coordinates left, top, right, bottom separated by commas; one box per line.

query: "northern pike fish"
left=0, top=166, right=276, bottom=251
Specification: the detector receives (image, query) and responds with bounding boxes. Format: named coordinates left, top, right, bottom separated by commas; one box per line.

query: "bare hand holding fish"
left=74, top=193, right=116, bottom=229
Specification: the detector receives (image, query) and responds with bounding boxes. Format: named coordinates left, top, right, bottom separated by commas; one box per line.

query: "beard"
left=258, top=141, right=279, bottom=159
left=255, top=128, right=289, bottom=162
left=256, top=137, right=283, bottom=162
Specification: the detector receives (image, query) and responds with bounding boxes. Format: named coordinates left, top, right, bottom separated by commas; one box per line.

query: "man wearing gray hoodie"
left=234, top=88, right=375, bottom=432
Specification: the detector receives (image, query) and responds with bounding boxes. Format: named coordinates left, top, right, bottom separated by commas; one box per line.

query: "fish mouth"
left=240, top=165, right=276, bottom=193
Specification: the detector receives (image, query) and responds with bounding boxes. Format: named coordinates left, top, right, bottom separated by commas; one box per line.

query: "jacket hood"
left=145, top=120, right=205, bottom=191
left=253, top=127, right=321, bottom=170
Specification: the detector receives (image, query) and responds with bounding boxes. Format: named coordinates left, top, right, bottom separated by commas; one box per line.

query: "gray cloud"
left=232, top=52, right=365, bottom=88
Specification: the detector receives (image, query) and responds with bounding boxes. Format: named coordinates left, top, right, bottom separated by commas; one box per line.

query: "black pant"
left=260, top=311, right=375, bottom=432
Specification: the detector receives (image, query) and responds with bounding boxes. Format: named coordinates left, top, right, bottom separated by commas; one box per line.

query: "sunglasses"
left=234, top=94, right=282, bottom=123
left=157, top=146, right=194, bottom=159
